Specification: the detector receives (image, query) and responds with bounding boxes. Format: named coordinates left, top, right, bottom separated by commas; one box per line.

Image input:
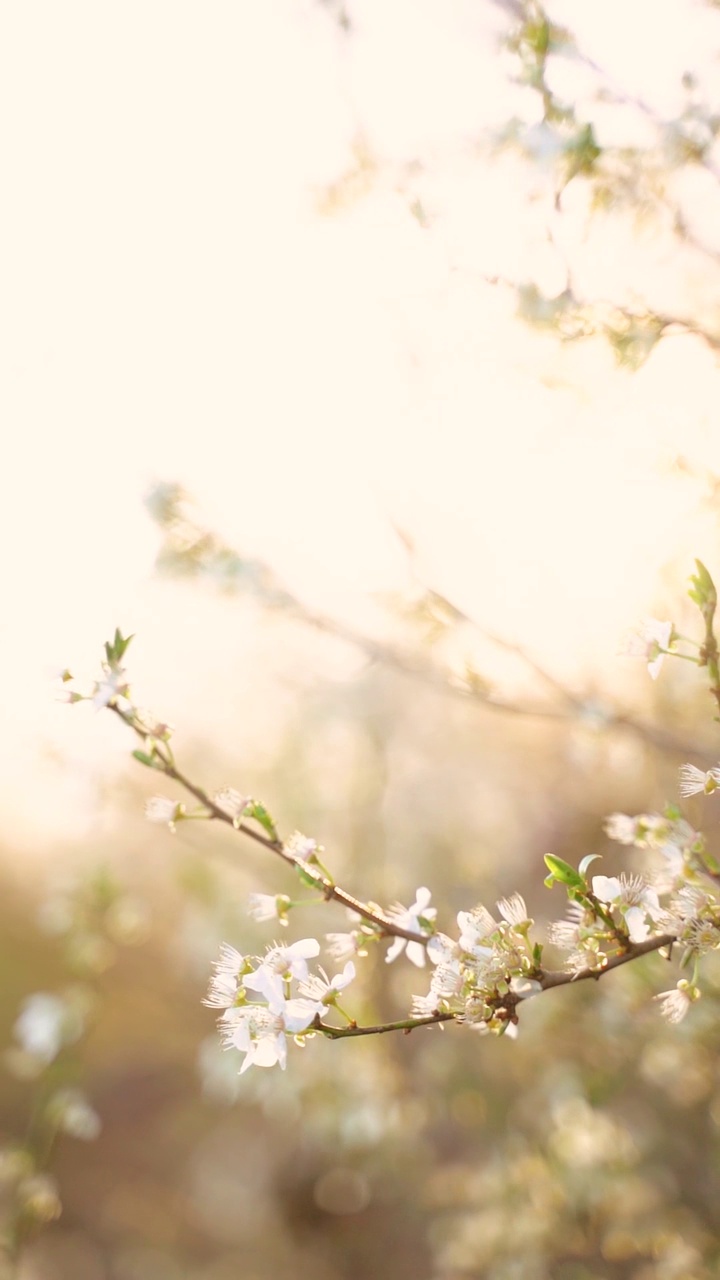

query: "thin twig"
left=111, top=705, right=427, bottom=946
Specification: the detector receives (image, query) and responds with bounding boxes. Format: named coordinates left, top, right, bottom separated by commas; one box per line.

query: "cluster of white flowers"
left=543, top=802, right=720, bottom=1018
left=409, top=894, right=541, bottom=1037
left=204, top=938, right=355, bottom=1073
left=605, top=808, right=706, bottom=890
left=549, top=870, right=666, bottom=976
left=64, top=614, right=720, bottom=1079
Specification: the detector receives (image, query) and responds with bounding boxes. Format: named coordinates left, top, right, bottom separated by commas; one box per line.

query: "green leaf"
left=296, top=864, right=325, bottom=889
left=132, top=749, right=157, bottom=769
left=689, top=560, right=717, bottom=609
left=544, top=854, right=584, bottom=888
left=246, top=800, right=278, bottom=842
left=105, top=628, right=134, bottom=666
left=578, top=854, right=601, bottom=877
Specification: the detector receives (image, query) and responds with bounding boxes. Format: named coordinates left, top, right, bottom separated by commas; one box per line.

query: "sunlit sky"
left=4, top=1, right=720, bottom=851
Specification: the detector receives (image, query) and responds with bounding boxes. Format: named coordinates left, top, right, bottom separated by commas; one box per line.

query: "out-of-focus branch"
left=145, top=484, right=710, bottom=759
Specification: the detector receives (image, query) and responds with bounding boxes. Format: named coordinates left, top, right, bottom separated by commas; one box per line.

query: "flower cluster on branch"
left=60, top=561, right=720, bottom=1076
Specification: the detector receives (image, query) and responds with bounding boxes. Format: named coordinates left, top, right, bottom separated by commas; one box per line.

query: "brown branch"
left=538, top=930, right=677, bottom=991
left=108, top=699, right=691, bottom=1045
left=314, top=931, right=680, bottom=1040
left=315, top=1012, right=456, bottom=1038
left=111, top=705, right=427, bottom=946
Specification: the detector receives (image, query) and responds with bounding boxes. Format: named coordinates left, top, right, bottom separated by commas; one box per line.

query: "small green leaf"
left=296, top=864, right=325, bottom=889
left=689, top=560, right=717, bottom=609
left=132, top=749, right=157, bottom=768
left=578, top=854, right=601, bottom=877
left=105, top=628, right=134, bottom=666
left=246, top=800, right=278, bottom=842
left=544, top=854, right=584, bottom=888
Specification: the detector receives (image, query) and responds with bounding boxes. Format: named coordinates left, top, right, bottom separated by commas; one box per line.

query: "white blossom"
left=221, top=993, right=319, bottom=1073
left=325, top=931, right=361, bottom=962
left=654, top=985, right=692, bottom=1024
left=284, top=831, right=319, bottom=860
left=591, top=873, right=661, bottom=943
left=548, top=918, right=582, bottom=950
left=497, top=894, right=529, bottom=927
left=604, top=813, right=641, bottom=845
left=685, top=917, right=720, bottom=954
left=619, top=618, right=673, bottom=679
left=430, top=959, right=465, bottom=999
left=678, top=764, right=720, bottom=798
left=248, top=893, right=289, bottom=926
left=385, top=887, right=436, bottom=968
left=298, top=961, right=355, bottom=1005
left=244, top=938, right=321, bottom=1003
left=457, top=905, right=497, bottom=953
left=214, top=788, right=251, bottom=821
left=144, top=796, right=182, bottom=830
left=92, top=667, right=130, bottom=709
left=411, top=990, right=442, bottom=1017
left=14, top=995, right=68, bottom=1065
left=203, top=944, right=246, bottom=1009
left=426, top=933, right=459, bottom=965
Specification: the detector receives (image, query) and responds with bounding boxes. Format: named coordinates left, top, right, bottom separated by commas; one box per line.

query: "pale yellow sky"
left=3, top=1, right=720, bottom=851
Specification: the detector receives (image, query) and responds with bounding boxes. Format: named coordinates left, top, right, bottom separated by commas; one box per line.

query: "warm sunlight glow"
left=3, top=2, right=720, bottom=848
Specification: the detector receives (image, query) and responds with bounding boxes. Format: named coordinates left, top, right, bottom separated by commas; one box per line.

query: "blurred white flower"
left=17, top=1173, right=62, bottom=1223
left=284, top=831, right=319, bottom=859
left=214, top=788, right=251, bottom=821
left=144, top=796, right=182, bottom=830
left=325, top=931, right=361, bottom=962
left=13, top=994, right=68, bottom=1065
left=619, top=618, right=673, bottom=679
left=605, top=813, right=650, bottom=845
left=92, top=668, right=130, bottom=708
left=48, top=1088, right=101, bottom=1141
left=248, top=893, right=290, bottom=926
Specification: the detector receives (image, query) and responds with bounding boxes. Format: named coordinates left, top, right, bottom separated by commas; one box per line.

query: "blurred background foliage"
left=5, top=0, right=720, bottom=1276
